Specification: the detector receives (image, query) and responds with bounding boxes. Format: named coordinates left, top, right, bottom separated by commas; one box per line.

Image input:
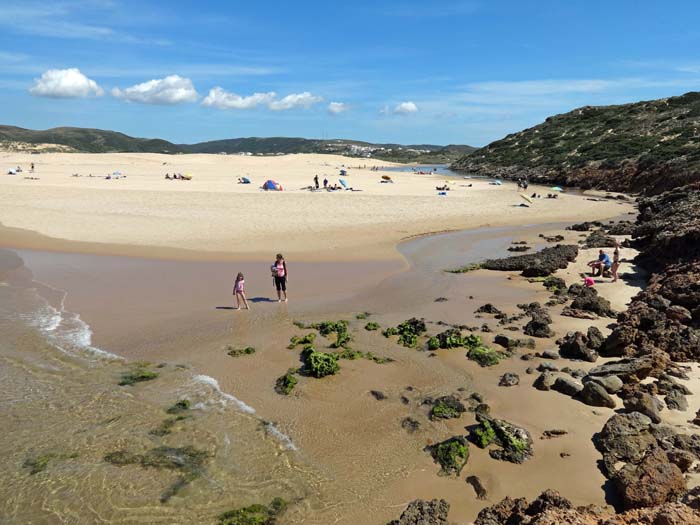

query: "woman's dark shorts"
left=274, top=275, right=287, bottom=292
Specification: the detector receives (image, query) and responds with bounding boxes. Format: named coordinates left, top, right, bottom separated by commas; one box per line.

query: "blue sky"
left=1, top=0, right=700, bottom=146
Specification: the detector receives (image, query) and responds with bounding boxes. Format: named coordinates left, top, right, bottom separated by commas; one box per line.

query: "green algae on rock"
left=430, top=395, right=466, bottom=421
left=23, top=451, right=78, bottom=475
left=227, top=346, right=256, bottom=357
left=425, top=436, right=470, bottom=476
left=472, top=414, right=533, bottom=464
left=364, top=321, right=380, bottom=331
left=166, top=399, right=191, bottom=415
left=287, top=333, right=316, bottom=349
left=301, top=347, right=340, bottom=378
left=383, top=318, right=427, bottom=348
left=218, top=497, right=288, bottom=525
left=275, top=369, right=299, bottom=395
left=118, top=364, right=159, bottom=386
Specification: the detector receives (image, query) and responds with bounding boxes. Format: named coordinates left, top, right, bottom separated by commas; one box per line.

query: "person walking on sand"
left=271, top=253, right=288, bottom=302
left=233, top=272, right=250, bottom=310
left=611, top=240, right=621, bottom=282
left=314, top=174, right=319, bottom=189
left=323, top=176, right=328, bottom=189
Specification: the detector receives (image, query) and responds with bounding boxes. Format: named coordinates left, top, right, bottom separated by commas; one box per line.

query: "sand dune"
left=0, top=152, right=631, bottom=259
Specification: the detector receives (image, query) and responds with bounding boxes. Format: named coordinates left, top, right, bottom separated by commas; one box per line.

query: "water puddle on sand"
left=0, top=221, right=611, bottom=524
left=0, top=249, right=322, bottom=523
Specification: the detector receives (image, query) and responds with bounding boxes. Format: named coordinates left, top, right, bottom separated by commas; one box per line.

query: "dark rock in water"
left=533, top=371, right=556, bottom=391
left=430, top=395, right=467, bottom=420
left=557, top=331, right=599, bottom=362
left=541, top=429, right=568, bottom=439
left=567, top=284, right=617, bottom=318
left=425, top=436, right=470, bottom=476
left=370, top=390, right=387, bottom=401
left=400, top=396, right=410, bottom=405
left=578, top=381, right=616, bottom=408
left=613, top=447, right=686, bottom=510
left=525, top=367, right=535, bottom=375
left=466, top=475, right=488, bottom=500
left=472, top=414, right=533, bottom=464
left=401, top=417, right=421, bottom=433
left=623, top=391, right=662, bottom=423
left=665, top=389, right=689, bottom=411
left=480, top=244, right=579, bottom=277
left=583, top=374, right=623, bottom=394
left=498, top=373, right=520, bottom=387
left=567, top=221, right=602, bottom=232
left=552, top=376, right=583, bottom=397
left=434, top=297, right=448, bottom=302
left=475, top=303, right=503, bottom=315
left=387, top=499, right=450, bottom=525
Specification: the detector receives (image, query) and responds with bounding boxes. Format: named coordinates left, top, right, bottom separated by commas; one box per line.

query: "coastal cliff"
left=452, top=92, right=700, bottom=194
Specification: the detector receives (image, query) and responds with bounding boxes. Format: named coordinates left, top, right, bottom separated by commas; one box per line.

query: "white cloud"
left=268, top=92, right=322, bottom=111
left=202, top=87, right=277, bottom=109
left=328, top=102, right=348, bottom=114
left=112, top=75, right=198, bottom=105
left=29, top=68, right=103, bottom=98
left=393, top=101, right=419, bottom=114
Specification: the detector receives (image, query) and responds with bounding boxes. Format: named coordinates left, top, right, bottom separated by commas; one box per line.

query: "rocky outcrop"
left=472, top=414, right=534, bottom=464
left=558, top=330, right=601, bottom=362
left=387, top=499, right=450, bottom=525
left=474, top=489, right=700, bottom=525
left=567, top=284, right=617, bottom=318
left=481, top=245, right=579, bottom=277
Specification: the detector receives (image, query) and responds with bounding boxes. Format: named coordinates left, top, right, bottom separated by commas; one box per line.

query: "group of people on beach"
left=232, top=253, right=288, bottom=310
left=586, top=241, right=621, bottom=283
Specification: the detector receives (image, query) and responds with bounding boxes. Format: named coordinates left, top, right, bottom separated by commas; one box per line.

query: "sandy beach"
left=0, top=152, right=630, bottom=260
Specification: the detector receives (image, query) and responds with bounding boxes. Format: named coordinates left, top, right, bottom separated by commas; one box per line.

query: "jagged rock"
left=370, top=390, right=387, bottom=400
left=480, top=244, right=579, bottom=277
left=666, top=449, right=696, bottom=472
left=587, top=326, right=605, bottom=350
left=430, top=395, right=467, bottom=420
left=524, top=313, right=554, bottom=338
left=623, top=391, right=663, bottom=423
left=595, top=413, right=657, bottom=476
left=540, top=350, right=559, bottom=360
left=613, top=447, right=686, bottom=510
left=588, top=353, right=669, bottom=383
left=568, top=221, right=602, bottom=232
left=537, top=362, right=559, bottom=372
left=585, top=229, right=617, bottom=248
left=579, top=381, right=616, bottom=408
left=568, top=284, right=617, bottom=318
left=552, top=376, right=584, bottom=397
left=401, top=417, right=420, bottom=433
left=583, top=374, right=624, bottom=394
left=387, top=499, right=450, bottom=525
left=665, top=389, right=689, bottom=411
left=499, top=373, right=520, bottom=387
left=533, top=371, right=557, bottom=391
left=558, top=331, right=599, bottom=362
left=473, top=414, right=534, bottom=464
left=476, top=303, right=503, bottom=315
left=561, top=307, right=599, bottom=320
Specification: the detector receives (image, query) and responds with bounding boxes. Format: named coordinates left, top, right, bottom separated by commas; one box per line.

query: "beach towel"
left=241, top=177, right=251, bottom=184
left=339, top=179, right=347, bottom=188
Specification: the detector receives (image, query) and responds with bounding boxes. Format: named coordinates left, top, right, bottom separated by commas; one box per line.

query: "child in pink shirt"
left=233, top=272, right=250, bottom=310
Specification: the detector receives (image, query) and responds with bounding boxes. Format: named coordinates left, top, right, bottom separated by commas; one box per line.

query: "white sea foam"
left=192, top=374, right=256, bottom=414
left=264, top=421, right=298, bottom=451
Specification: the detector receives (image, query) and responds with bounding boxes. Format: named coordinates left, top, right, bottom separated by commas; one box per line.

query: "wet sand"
left=5, top=212, right=656, bottom=524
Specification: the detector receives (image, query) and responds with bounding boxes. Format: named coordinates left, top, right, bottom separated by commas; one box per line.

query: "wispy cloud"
left=328, top=102, right=349, bottom=114
left=269, top=92, right=323, bottom=111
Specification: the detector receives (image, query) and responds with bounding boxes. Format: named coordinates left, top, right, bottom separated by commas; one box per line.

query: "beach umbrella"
left=550, top=186, right=564, bottom=192
left=263, top=179, right=282, bottom=190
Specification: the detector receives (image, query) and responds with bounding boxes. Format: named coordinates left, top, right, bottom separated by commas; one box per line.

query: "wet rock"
left=466, top=475, right=488, bottom=500
left=541, top=429, right=568, bottom=439
left=424, top=436, right=470, bottom=476
left=387, top=499, right=450, bottom=525
left=472, top=414, right=533, bottom=464
left=613, top=447, right=686, bottom=510
left=579, top=381, right=616, bottom=408
left=498, top=373, right=520, bottom=387
left=480, top=244, right=579, bottom=278
left=623, top=391, right=663, bottom=423
left=665, top=389, right=689, bottom=411
left=533, top=371, right=557, bottom=391
left=370, top=390, right=387, bottom=401
left=475, top=303, right=503, bottom=315
left=552, top=376, right=584, bottom=397
left=430, top=395, right=467, bottom=420
left=525, top=367, right=535, bottom=375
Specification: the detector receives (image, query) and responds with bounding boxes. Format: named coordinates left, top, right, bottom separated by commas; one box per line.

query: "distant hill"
left=451, top=91, right=700, bottom=194
left=0, top=125, right=474, bottom=163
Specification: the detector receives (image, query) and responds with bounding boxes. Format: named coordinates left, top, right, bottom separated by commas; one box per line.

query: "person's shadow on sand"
left=215, top=297, right=276, bottom=310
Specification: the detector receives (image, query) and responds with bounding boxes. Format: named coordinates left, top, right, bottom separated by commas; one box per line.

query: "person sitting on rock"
left=588, top=249, right=611, bottom=277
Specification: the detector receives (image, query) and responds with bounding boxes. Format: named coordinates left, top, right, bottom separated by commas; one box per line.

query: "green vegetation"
left=427, top=336, right=440, bottom=350
left=336, top=349, right=392, bottom=364
left=383, top=318, right=427, bottom=348
left=23, top=452, right=78, bottom=475
left=166, top=399, right=191, bottom=415
left=150, top=418, right=177, bottom=436
left=472, top=420, right=497, bottom=448
left=308, top=320, right=351, bottom=349
left=227, top=346, right=256, bottom=357
left=275, top=369, right=299, bottom=395
left=447, top=263, right=483, bottom=274
left=426, top=436, right=470, bottom=476
left=364, top=321, right=380, bottom=331
left=218, top=497, right=288, bottom=525
left=467, top=346, right=503, bottom=367
left=452, top=91, right=700, bottom=191
left=430, top=396, right=466, bottom=420
left=355, top=312, right=371, bottom=320
left=118, top=363, right=158, bottom=386
left=301, top=348, right=340, bottom=378
left=287, top=333, right=315, bottom=349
